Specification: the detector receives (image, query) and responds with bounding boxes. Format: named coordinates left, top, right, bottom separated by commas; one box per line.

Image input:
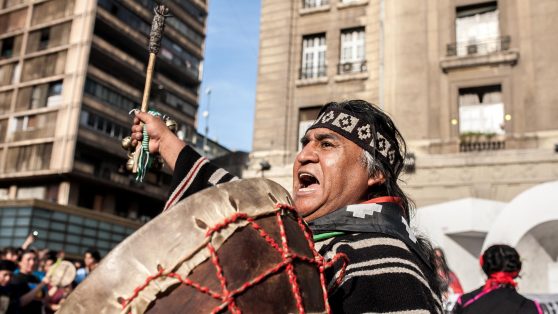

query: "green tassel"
left=135, top=110, right=161, bottom=182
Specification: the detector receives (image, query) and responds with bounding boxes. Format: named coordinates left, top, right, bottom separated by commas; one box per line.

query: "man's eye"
left=321, top=141, right=334, bottom=148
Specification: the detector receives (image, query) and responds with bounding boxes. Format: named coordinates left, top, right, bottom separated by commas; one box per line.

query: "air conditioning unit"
left=467, top=44, right=478, bottom=55
left=342, top=62, right=353, bottom=72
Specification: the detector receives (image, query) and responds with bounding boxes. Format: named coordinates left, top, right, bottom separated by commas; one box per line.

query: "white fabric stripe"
left=324, top=236, right=409, bottom=260
left=363, top=310, right=430, bottom=314
left=208, top=168, right=229, bottom=186
left=331, top=257, right=425, bottom=286
left=339, top=266, right=442, bottom=308
left=165, top=158, right=208, bottom=210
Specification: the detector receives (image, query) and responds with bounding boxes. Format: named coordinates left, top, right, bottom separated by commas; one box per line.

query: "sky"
left=197, top=0, right=261, bottom=152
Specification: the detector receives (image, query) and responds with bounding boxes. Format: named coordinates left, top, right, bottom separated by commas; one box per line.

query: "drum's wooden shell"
left=58, top=178, right=326, bottom=314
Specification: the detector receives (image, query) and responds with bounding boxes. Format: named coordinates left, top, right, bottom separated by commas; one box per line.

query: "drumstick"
left=132, top=4, right=169, bottom=173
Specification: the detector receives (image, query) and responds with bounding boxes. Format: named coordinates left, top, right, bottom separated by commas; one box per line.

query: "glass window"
left=0, top=228, right=13, bottom=237
left=0, top=36, right=15, bottom=59
left=456, top=2, right=499, bottom=56
left=52, top=212, right=67, bottom=221
left=68, top=215, right=83, bottom=225
left=303, top=0, right=329, bottom=8
left=458, top=85, right=504, bottom=135
left=14, top=227, right=29, bottom=237
left=67, top=224, right=82, bottom=234
left=32, top=218, right=50, bottom=228
left=339, top=28, right=365, bottom=74
left=301, top=34, right=327, bottom=79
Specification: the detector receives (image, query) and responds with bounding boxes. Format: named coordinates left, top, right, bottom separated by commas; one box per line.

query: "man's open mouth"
left=298, top=172, right=320, bottom=190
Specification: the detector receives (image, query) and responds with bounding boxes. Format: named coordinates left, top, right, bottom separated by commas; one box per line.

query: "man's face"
left=84, top=253, right=96, bottom=269
left=0, top=270, right=12, bottom=286
left=293, top=128, right=375, bottom=221
left=19, top=252, right=37, bottom=274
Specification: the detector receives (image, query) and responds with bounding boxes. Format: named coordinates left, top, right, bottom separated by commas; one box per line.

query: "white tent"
left=414, top=197, right=505, bottom=291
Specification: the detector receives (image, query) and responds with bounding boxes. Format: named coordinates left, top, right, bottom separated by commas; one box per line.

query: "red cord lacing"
left=119, top=204, right=348, bottom=314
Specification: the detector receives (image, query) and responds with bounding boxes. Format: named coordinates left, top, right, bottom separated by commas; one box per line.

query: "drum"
left=47, top=260, right=76, bottom=287
left=59, top=178, right=337, bottom=314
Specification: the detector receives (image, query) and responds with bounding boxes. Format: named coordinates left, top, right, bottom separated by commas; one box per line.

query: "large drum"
left=59, top=179, right=335, bottom=313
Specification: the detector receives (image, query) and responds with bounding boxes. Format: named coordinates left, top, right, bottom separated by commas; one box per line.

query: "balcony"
left=459, top=133, right=505, bottom=153
left=337, top=60, right=367, bottom=74
left=440, top=36, right=519, bottom=73
left=297, top=65, right=328, bottom=87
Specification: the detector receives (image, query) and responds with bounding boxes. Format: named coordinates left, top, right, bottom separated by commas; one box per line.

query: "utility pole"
left=203, top=87, right=211, bottom=157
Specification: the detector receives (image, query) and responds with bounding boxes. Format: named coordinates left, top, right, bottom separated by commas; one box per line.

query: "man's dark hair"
left=317, top=100, right=413, bottom=218
left=85, top=248, right=101, bottom=263
left=0, top=259, right=17, bottom=272
left=45, top=250, right=58, bottom=263
left=18, top=249, right=37, bottom=262
left=481, top=244, right=522, bottom=276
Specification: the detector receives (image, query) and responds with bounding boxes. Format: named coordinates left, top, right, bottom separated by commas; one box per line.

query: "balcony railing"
left=303, top=0, right=329, bottom=9
left=446, top=36, right=511, bottom=57
left=459, top=138, right=506, bottom=152
left=337, top=60, right=367, bottom=74
left=299, top=65, right=327, bottom=79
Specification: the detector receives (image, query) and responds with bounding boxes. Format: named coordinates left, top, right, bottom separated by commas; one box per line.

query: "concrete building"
left=0, top=0, right=208, bottom=255
left=248, top=0, right=558, bottom=207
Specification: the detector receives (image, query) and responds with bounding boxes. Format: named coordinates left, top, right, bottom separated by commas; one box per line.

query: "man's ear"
left=367, top=172, right=385, bottom=187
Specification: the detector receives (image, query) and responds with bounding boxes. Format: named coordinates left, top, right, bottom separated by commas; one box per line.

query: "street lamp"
left=202, top=87, right=211, bottom=157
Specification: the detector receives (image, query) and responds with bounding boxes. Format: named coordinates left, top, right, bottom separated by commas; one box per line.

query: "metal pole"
left=203, top=88, right=211, bottom=157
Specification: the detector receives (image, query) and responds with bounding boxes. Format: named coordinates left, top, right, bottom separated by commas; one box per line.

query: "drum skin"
left=58, top=178, right=326, bottom=314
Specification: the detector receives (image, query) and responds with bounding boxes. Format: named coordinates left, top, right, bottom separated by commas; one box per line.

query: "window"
left=84, top=78, right=139, bottom=111
left=455, top=2, right=499, bottom=56
left=0, top=37, right=15, bottom=59
left=21, top=51, right=67, bottom=82
left=31, top=0, right=75, bottom=26
left=16, top=80, right=63, bottom=111
left=4, top=143, right=53, bottom=173
left=300, top=34, right=326, bottom=79
left=303, top=0, right=329, bottom=9
left=8, top=112, right=57, bottom=141
left=0, top=91, right=13, bottom=114
left=39, top=28, right=50, bottom=50
left=458, top=85, right=504, bottom=135
left=27, top=23, right=71, bottom=53
left=339, top=28, right=365, bottom=74
left=80, top=110, right=128, bottom=139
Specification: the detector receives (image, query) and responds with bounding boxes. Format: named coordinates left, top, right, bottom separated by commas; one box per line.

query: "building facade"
left=249, top=0, right=558, bottom=206
left=0, top=0, right=208, bottom=253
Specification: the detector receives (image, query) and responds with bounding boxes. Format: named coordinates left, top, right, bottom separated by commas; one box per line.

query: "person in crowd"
left=0, top=249, right=18, bottom=263
left=74, top=248, right=101, bottom=285
left=0, top=260, right=18, bottom=314
left=434, top=247, right=464, bottom=312
left=132, top=100, right=442, bottom=313
left=10, top=250, right=49, bottom=314
left=453, top=244, right=542, bottom=314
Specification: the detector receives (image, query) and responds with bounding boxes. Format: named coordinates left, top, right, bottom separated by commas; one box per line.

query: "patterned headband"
left=306, top=108, right=402, bottom=170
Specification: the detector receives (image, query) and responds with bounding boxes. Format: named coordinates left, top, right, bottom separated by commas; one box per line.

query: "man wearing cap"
left=132, top=99, right=442, bottom=313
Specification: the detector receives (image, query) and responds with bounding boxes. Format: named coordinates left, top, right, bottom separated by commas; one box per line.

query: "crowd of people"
left=0, top=236, right=101, bottom=314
